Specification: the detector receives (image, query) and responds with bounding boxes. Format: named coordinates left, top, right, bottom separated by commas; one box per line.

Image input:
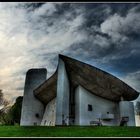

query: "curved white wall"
left=20, top=68, right=47, bottom=126
left=119, top=101, right=135, bottom=126
left=75, top=86, right=120, bottom=126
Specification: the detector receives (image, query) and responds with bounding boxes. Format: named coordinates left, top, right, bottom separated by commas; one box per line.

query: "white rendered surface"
left=41, top=98, right=56, bottom=126
left=55, top=58, right=70, bottom=125
left=135, top=115, right=140, bottom=126
left=75, top=85, right=120, bottom=126
left=119, top=101, right=135, bottom=126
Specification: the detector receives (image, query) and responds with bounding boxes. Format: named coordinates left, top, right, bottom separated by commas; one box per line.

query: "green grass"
left=0, top=126, right=140, bottom=137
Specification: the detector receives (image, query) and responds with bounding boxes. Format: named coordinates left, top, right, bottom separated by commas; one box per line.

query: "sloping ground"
left=0, top=126, right=140, bottom=137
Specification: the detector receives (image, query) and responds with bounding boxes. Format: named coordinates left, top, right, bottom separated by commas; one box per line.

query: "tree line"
left=0, top=90, right=23, bottom=125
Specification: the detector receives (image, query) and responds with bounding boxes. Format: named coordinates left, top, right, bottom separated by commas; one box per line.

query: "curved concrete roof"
left=34, top=54, right=139, bottom=104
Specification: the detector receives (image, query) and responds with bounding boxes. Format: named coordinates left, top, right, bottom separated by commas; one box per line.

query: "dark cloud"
left=61, top=3, right=140, bottom=73
left=0, top=2, right=140, bottom=102
left=107, top=54, right=140, bottom=73
left=18, top=3, right=45, bottom=11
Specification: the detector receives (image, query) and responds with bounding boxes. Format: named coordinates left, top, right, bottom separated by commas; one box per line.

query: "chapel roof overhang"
left=34, top=54, right=139, bottom=104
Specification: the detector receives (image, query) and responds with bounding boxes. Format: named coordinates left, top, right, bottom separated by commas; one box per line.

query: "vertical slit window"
left=88, top=104, right=92, bottom=111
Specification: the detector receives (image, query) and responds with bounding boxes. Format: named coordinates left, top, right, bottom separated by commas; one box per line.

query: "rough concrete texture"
left=119, top=101, right=135, bottom=126
left=34, top=71, right=57, bottom=105
left=135, top=115, right=140, bottom=126
left=34, top=54, right=139, bottom=104
left=41, top=98, right=56, bottom=126
left=75, top=86, right=120, bottom=126
left=20, top=68, right=47, bottom=126
left=55, top=58, right=70, bottom=125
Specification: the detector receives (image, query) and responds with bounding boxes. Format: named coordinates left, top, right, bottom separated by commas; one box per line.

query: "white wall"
left=55, top=58, right=70, bottom=125
left=41, top=98, right=56, bottom=126
left=75, top=85, right=120, bottom=126
left=135, top=115, right=140, bottom=126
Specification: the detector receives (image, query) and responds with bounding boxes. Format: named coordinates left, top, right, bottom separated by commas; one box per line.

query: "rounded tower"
left=20, top=68, right=47, bottom=126
left=119, top=101, right=135, bottom=126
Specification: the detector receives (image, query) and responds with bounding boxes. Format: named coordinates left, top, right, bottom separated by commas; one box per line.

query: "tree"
left=0, top=90, right=24, bottom=125
left=0, top=90, right=10, bottom=106
left=0, top=90, right=11, bottom=125
left=8, top=96, right=23, bottom=124
left=0, top=89, right=4, bottom=105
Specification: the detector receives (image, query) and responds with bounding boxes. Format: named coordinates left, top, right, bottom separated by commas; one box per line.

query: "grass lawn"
left=0, top=126, right=139, bottom=137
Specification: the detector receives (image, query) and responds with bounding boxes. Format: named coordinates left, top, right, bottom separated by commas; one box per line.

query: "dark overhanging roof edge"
left=33, top=54, right=139, bottom=99
left=59, top=54, right=139, bottom=95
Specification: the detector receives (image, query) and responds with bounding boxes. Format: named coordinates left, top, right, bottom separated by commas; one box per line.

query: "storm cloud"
left=0, top=2, right=140, bottom=103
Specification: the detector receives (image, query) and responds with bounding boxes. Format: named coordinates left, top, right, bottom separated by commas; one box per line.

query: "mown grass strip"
left=0, top=126, right=139, bottom=137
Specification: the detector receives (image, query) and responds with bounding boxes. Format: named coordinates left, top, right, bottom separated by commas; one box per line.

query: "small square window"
left=88, top=104, right=92, bottom=111
left=35, top=113, right=39, bottom=118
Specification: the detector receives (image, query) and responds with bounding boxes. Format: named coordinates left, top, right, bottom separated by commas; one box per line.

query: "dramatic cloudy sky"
left=0, top=2, right=140, bottom=104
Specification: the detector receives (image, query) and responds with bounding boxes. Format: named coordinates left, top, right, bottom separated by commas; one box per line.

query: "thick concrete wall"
left=41, top=98, right=56, bottom=126
left=119, top=101, right=135, bottom=126
left=75, top=86, right=120, bottom=126
left=20, top=68, right=47, bottom=126
left=55, top=58, right=70, bottom=125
